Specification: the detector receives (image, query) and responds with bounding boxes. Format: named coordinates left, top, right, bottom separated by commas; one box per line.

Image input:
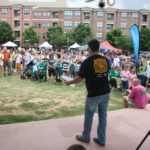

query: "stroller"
left=21, top=60, right=48, bottom=82
left=21, top=61, right=34, bottom=79
left=32, top=61, right=48, bottom=81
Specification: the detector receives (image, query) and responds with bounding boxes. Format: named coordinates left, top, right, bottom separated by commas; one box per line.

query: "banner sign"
left=129, top=24, right=140, bottom=67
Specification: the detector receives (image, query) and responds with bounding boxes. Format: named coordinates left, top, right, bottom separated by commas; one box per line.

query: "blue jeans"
left=121, top=80, right=129, bottom=91
left=82, top=93, right=110, bottom=144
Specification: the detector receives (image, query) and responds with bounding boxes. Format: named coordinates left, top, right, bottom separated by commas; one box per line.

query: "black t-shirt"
left=78, top=54, right=110, bottom=97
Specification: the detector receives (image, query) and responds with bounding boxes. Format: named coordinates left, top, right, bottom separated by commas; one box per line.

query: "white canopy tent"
left=39, top=41, right=52, bottom=49
left=69, top=43, right=80, bottom=49
left=2, top=41, right=17, bottom=47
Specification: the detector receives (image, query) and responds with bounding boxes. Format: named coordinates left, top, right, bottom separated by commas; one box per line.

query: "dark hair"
left=88, top=39, right=100, bottom=52
left=66, top=144, right=86, bottom=150
left=57, top=54, right=61, bottom=58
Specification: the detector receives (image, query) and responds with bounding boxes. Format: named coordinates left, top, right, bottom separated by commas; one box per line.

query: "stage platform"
left=0, top=105, right=150, bottom=150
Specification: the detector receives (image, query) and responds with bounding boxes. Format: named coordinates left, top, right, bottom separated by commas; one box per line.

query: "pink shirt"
left=129, top=85, right=148, bottom=108
left=121, top=70, right=130, bottom=80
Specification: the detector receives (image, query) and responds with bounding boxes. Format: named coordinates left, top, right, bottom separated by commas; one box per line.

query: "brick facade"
left=0, top=5, right=150, bottom=46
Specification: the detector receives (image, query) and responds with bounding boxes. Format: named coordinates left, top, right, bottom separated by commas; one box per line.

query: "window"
left=14, top=20, right=20, bottom=27
left=53, top=22, right=58, bottom=26
left=106, top=24, right=114, bottom=30
left=84, top=12, right=90, bottom=19
left=75, top=11, right=80, bottom=17
left=132, top=13, right=138, bottom=19
left=38, top=12, right=42, bottom=17
left=24, top=20, right=30, bottom=26
left=64, top=21, right=72, bottom=29
left=64, top=11, right=72, bottom=18
left=53, top=12, right=59, bottom=18
left=121, top=13, right=128, bottom=19
left=141, top=25, right=147, bottom=28
left=43, top=12, right=50, bottom=18
left=38, top=23, right=42, bottom=28
left=14, top=10, right=20, bottom=17
left=33, top=23, right=38, bottom=28
left=74, top=22, right=80, bottom=27
left=24, top=9, right=30, bottom=15
left=142, top=15, right=148, bottom=22
left=97, top=22, right=103, bottom=30
left=120, top=23, right=127, bottom=30
left=34, top=12, right=38, bottom=17
left=34, top=12, right=42, bottom=18
left=43, top=22, right=51, bottom=28
left=96, top=33, right=103, bottom=40
left=14, top=31, right=20, bottom=38
left=97, top=12, right=104, bottom=18
left=107, top=13, right=114, bottom=20
left=1, top=9, right=8, bottom=16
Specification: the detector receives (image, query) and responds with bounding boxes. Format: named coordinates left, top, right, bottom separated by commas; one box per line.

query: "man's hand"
left=64, top=76, right=83, bottom=86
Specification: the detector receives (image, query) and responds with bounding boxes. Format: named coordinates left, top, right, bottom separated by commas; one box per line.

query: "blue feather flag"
left=129, top=24, right=140, bottom=68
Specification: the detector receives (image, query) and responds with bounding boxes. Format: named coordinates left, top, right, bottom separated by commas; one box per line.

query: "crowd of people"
left=0, top=40, right=150, bottom=148
left=0, top=46, right=149, bottom=103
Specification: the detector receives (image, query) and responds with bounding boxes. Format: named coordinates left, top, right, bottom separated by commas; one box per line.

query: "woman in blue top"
left=55, top=53, right=61, bottom=76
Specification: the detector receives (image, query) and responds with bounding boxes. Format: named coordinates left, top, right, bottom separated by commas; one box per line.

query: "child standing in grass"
left=15, top=51, right=22, bottom=73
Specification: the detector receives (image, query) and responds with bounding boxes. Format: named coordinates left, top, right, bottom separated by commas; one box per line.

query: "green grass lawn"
left=0, top=75, right=123, bottom=125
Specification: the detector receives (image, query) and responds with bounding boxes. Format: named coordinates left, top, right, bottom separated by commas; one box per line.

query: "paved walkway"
left=0, top=105, right=150, bottom=150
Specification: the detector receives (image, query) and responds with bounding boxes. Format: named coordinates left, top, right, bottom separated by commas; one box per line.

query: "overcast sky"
left=68, top=0, right=150, bottom=10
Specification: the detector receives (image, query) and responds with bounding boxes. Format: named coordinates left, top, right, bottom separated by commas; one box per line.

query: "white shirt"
left=16, top=54, right=22, bottom=64
left=113, top=57, right=120, bottom=67
left=0, top=53, right=4, bottom=63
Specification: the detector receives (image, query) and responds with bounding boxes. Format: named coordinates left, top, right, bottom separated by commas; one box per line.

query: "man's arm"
left=65, top=76, right=83, bottom=85
left=128, top=88, right=135, bottom=99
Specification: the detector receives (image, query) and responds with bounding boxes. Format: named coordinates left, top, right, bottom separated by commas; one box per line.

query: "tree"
left=0, top=21, right=15, bottom=44
left=46, top=25, right=66, bottom=50
left=140, top=28, right=150, bottom=51
left=73, top=22, right=93, bottom=45
left=23, top=26, right=40, bottom=47
left=106, top=28, right=123, bottom=47
left=106, top=28, right=133, bottom=52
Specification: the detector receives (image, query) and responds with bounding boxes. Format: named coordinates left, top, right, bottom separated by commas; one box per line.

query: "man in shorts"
left=123, top=78, right=149, bottom=108
left=2, top=47, right=10, bottom=75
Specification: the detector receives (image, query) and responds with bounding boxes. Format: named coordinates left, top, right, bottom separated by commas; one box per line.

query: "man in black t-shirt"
left=65, top=39, right=110, bottom=147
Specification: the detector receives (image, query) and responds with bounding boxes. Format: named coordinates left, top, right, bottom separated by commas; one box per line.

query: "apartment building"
left=0, top=3, right=149, bottom=46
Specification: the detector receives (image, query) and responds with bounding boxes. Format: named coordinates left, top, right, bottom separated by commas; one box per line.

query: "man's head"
left=132, top=78, right=141, bottom=86
left=88, top=39, right=100, bottom=52
left=3, top=47, right=7, bottom=51
left=66, top=144, right=86, bottom=150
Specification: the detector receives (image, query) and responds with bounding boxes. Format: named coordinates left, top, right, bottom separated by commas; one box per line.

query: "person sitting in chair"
left=123, top=78, right=149, bottom=109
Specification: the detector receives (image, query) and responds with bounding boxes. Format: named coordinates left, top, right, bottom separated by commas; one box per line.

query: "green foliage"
left=73, top=22, right=93, bottom=45
left=140, top=28, right=150, bottom=51
left=0, top=21, right=15, bottom=44
left=23, top=26, right=40, bottom=46
left=0, top=115, right=38, bottom=124
left=106, top=28, right=133, bottom=52
left=106, top=28, right=123, bottom=45
left=46, top=25, right=66, bottom=49
left=46, top=23, right=93, bottom=49
left=0, top=106, right=17, bottom=111
left=64, top=31, right=76, bottom=46
left=0, top=75, right=124, bottom=124
left=20, top=102, right=40, bottom=110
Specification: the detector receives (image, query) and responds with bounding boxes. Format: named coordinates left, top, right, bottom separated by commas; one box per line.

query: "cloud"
left=67, top=0, right=150, bottom=10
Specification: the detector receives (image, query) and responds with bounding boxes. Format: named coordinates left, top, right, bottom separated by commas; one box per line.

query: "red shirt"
left=2, top=50, right=10, bottom=63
